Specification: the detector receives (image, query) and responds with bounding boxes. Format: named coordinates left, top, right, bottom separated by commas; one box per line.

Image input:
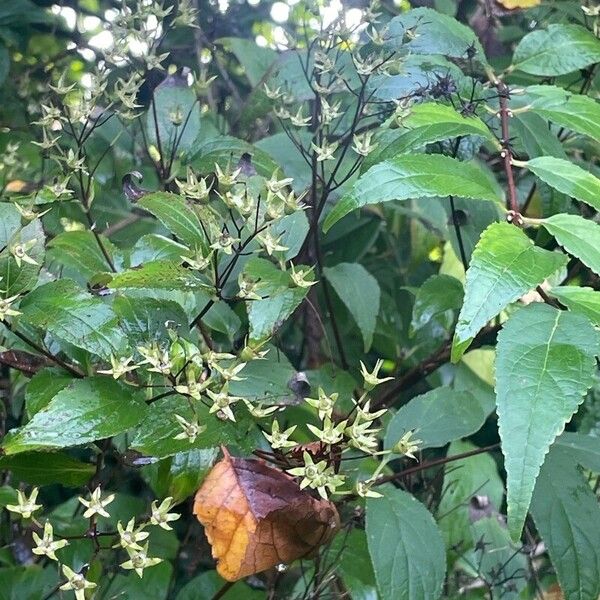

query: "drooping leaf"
left=2, top=378, right=148, bottom=455
left=512, top=24, right=600, bottom=76
left=526, top=156, right=600, bottom=212
left=323, top=263, right=380, bottom=351
left=367, top=486, right=446, bottom=600
left=243, top=258, right=310, bottom=341
left=495, top=303, right=600, bottom=539
left=525, top=85, right=600, bottom=144
left=437, top=440, right=504, bottom=563
left=18, top=279, right=126, bottom=359
left=0, top=453, right=95, bottom=487
left=549, top=286, right=600, bottom=326
left=511, top=112, right=567, bottom=159
left=384, top=387, right=486, bottom=450
left=452, top=222, right=567, bottom=361
left=542, top=214, right=600, bottom=276
left=193, top=450, right=340, bottom=581
left=411, top=274, right=463, bottom=334
left=531, top=446, right=600, bottom=600
left=138, top=192, right=208, bottom=252
left=323, top=154, right=502, bottom=232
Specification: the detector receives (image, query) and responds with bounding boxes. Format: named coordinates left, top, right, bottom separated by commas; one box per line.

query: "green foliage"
left=0, top=0, right=599, bottom=597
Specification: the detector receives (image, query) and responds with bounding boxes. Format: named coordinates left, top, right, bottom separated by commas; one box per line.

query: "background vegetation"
left=0, top=0, right=599, bottom=598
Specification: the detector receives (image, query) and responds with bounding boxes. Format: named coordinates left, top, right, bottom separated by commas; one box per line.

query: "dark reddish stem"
left=496, top=81, right=519, bottom=215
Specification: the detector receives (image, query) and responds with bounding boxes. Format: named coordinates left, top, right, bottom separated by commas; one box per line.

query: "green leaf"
left=511, top=112, right=567, bottom=159
left=188, top=135, right=278, bottom=177
left=531, top=446, right=600, bottom=600
left=323, top=263, right=380, bottom=351
left=554, top=432, right=600, bottom=473
left=229, top=351, right=298, bottom=403
left=384, top=386, right=486, bottom=451
left=130, top=396, right=257, bottom=459
left=365, top=103, right=497, bottom=170
left=176, top=571, right=263, bottom=600
left=47, top=231, right=116, bottom=281
left=243, top=257, right=310, bottom=341
left=0, top=453, right=95, bottom=487
left=387, top=7, right=487, bottom=63
left=147, top=73, right=200, bottom=155
left=219, top=38, right=276, bottom=86
left=411, top=274, right=463, bottom=334
left=103, top=562, right=173, bottom=600
left=108, top=260, right=209, bottom=291
left=2, top=378, right=148, bottom=455
left=543, top=214, right=600, bottom=276
left=138, top=192, right=208, bottom=252
left=323, top=154, right=502, bottom=233
left=525, top=84, right=600, bottom=144
left=512, top=24, right=600, bottom=76
left=495, top=303, right=600, bottom=539
left=437, top=440, right=503, bottom=563
left=367, top=486, right=446, bottom=600
left=526, top=156, right=600, bottom=212
left=331, top=529, right=377, bottom=600
left=25, top=368, right=73, bottom=417
left=113, top=295, right=189, bottom=344
left=0, top=207, right=45, bottom=297
left=549, top=286, right=600, bottom=326
left=0, top=566, right=58, bottom=600
left=18, top=280, right=126, bottom=359
left=452, top=222, right=567, bottom=361
left=167, top=448, right=218, bottom=503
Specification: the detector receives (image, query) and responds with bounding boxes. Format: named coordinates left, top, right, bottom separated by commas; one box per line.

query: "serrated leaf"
left=243, top=258, right=310, bottom=341
left=549, top=286, right=600, bottom=326
left=512, top=24, right=600, bottom=76
left=108, top=260, right=210, bottom=291
left=331, top=529, right=377, bottom=600
left=452, top=222, right=567, bottom=361
left=511, top=112, right=567, bottom=159
left=138, top=192, right=208, bottom=252
left=323, top=154, right=502, bottom=232
left=365, top=103, right=497, bottom=171
left=496, top=303, right=600, bottom=539
left=323, top=263, right=380, bottom=351
left=367, top=486, right=446, bottom=600
left=525, top=85, right=600, bottom=144
left=130, top=396, right=258, bottom=459
left=2, top=378, right=148, bottom=455
left=437, top=440, right=504, bottom=564
left=384, top=387, right=486, bottom=450
left=411, top=274, right=463, bottom=334
left=543, top=214, right=600, bottom=276
left=18, top=279, right=126, bottom=359
left=0, top=453, right=95, bottom=487
left=526, top=156, right=600, bottom=212
left=531, top=446, right=600, bottom=600
left=386, top=7, right=487, bottom=63
left=47, top=230, right=116, bottom=281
